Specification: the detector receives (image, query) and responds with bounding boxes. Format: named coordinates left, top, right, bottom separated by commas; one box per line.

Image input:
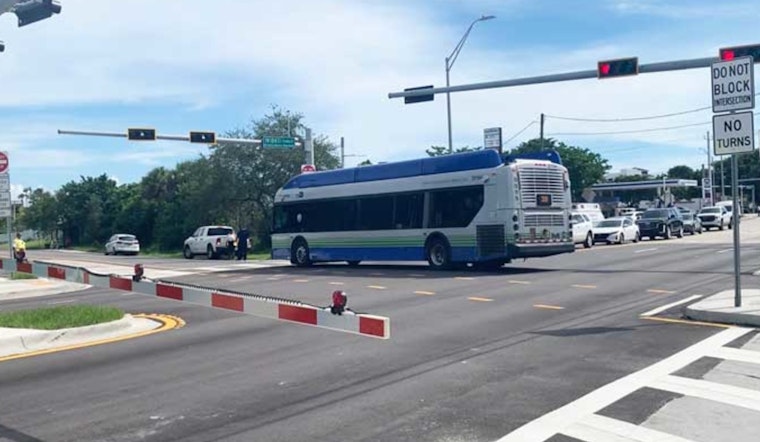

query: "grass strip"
left=10, top=272, right=37, bottom=280
left=0, top=305, right=124, bottom=330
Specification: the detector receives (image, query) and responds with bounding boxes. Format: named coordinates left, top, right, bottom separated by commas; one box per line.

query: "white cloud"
left=1, top=0, right=757, bottom=184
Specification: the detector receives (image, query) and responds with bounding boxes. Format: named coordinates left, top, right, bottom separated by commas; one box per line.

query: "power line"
left=503, top=120, right=537, bottom=146
left=549, top=111, right=760, bottom=136
left=545, top=92, right=760, bottom=123
left=548, top=121, right=711, bottom=136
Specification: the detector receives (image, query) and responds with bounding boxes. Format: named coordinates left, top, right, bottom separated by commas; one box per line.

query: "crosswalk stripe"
left=649, top=375, right=760, bottom=413
left=707, top=346, right=760, bottom=365
left=563, top=413, right=695, bottom=442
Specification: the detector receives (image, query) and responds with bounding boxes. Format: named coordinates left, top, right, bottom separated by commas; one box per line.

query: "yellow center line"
left=648, top=289, right=676, bottom=294
left=508, top=280, right=531, bottom=285
left=468, top=296, right=494, bottom=302
left=329, top=282, right=344, bottom=285
left=533, top=304, right=564, bottom=310
left=640, top=316, right=732, bottom=329
left=293, top=279, right=310, bottom=283
left=572, top=284, right=597, bottom=289
left=414, top=290, right=436, bottom=296
left=455, top=277, right=475, bottom=281
left=367, top=285, right=387, bottom=290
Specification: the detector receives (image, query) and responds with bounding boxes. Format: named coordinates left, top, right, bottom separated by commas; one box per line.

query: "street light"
left=445, top=14, right=495, bottom=154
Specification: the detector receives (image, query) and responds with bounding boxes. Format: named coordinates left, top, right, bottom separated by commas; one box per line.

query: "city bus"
left=271, top=149, right=573, bottom=270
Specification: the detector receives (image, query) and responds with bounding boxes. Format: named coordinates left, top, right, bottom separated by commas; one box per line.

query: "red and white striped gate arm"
left=0, top=258, right=390, bottom=339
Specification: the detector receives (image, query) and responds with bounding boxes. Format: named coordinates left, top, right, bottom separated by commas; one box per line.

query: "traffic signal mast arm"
left=57, top=129, right=302, bottom=147
left=389, top=55, right=717, bottom=99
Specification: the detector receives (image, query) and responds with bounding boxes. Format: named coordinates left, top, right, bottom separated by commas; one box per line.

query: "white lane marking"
left=496, top=327, right=751, bottom=442
left=707, top=346, right=760, bottom=365
left=563, top=413, right=695, bottom=442
left=634, top=248, right=658, bottom=254
left=640, top=295, right=702, bottom=317
left=48, top=299, right=76, bottom=305
left=717, top=248, right=733, bottom=254
left=650, top=375, right=760, bottom=413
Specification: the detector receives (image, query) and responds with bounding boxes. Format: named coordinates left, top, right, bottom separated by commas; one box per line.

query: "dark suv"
left=637, top=208, right=684, bottom=240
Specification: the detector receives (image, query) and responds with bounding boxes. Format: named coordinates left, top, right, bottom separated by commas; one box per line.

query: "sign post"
left=711, top=55, right=755, bottom=307
left=0, top=152, right=11, bottom=259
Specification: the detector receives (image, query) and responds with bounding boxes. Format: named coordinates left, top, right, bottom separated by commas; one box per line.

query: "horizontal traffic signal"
left=127, top=128, right=156, bottom=141
left=720, top=44, right=760, bottom=62
left=597, top=57, right=639, bottom=79
left=189, top=131, right=216, bottom=144
left=404, top=85, right=435, bottom=104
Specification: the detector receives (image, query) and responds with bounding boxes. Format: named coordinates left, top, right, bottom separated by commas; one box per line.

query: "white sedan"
left=105, top=234, right=140, bottom=256
left=593, top=217, right=640, bottom=245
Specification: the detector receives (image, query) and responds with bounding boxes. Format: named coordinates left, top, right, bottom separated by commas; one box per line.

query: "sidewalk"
left=685, top=289, right=760, bottom=327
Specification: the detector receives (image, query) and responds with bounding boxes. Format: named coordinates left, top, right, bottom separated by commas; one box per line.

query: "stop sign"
left=0, top=152, right=9, bottom=174
left=301, top=164, right=316, bottom=173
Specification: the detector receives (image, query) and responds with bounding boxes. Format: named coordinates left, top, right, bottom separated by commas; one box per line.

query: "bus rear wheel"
left=426, top=237, right=451, bottom=270
left=291, top=239, right=312, bottom=267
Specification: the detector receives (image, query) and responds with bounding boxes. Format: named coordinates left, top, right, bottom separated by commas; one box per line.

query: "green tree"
left=667, top=165, right=700, bottom=200
left=509, top=138, right=611, bottom=201
left=18, top=188, right=58, bottom=241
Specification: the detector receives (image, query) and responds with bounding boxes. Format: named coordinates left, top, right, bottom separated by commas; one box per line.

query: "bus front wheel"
left=426, top=237, right=451, bottom=270
left=291, top=239, right=312, bottom=267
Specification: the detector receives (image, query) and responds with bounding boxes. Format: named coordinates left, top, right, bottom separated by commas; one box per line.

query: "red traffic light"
left=719, top=44, right=760, bottom=62
left=597, top=57, right=639, bottom=79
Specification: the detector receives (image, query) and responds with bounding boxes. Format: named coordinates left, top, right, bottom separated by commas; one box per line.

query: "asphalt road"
left=2, top=220, right=759, bottom=441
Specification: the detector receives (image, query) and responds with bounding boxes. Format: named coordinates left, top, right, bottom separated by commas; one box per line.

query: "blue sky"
left=1, top=0, right=759, bottom=198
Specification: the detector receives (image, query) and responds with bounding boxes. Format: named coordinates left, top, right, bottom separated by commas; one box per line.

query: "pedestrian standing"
left=236, top=227, right=250, bottom=260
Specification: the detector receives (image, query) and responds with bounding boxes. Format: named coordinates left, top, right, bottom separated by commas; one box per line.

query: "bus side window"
left=394, top=193, right=423, bottom=229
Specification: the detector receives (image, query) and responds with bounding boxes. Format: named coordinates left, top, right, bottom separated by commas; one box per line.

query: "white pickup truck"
left=571, top=212, right=594, bottom=248
left=183, top=225, right=236, bottom=259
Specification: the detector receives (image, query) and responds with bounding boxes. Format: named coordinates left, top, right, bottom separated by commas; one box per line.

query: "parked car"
left=571, top=212, right=594, bottom=248
left=183, top=226, right=236, bottom=259
left=104, top=234, right=140, bottom=256
left=698, top=206, right=732, bottom=231
left=637, top=208, right=684, bottom=240
left=679, top=210, right=703, bottom=235
left=572, top=203, right=605, bottom=223
left=592, top=217, right=640, bottom=245
left=716, top=200, right=742, bottom=222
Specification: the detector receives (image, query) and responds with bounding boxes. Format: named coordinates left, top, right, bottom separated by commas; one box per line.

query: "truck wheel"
left=583, top=232, right=593, bottom=249
left=183, top=246, right=193, bottom=259
left=207, top=245, right=215, bottom=260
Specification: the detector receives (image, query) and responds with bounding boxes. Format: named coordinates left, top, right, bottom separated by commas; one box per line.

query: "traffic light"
left=189, top=131, right=216, bottom=144
left=127, top=128, right=156, bottom=141
left=720, top=44, right=760, bottom=62
left=597, top=57, right=639, bottom=79
left=404, top=85, right=435, bottom=104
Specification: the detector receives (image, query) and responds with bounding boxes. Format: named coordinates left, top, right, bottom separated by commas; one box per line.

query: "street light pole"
left=445, top=15, right=495, bottom=154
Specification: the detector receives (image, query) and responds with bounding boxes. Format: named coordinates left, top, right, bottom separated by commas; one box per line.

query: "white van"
left=716, top=200, right=742, bottom=220
left=572, top=203, right=605, bottom=223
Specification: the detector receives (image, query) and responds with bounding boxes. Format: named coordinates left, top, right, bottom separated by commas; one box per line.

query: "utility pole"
left=305, top=128, right=314, bottom=166
left=540, top=113, right=545, bottom=149
left=705, top=131, right=713, bottom=206
left=721, top=159, right=725, bottom=201
left=340, top=137, right=345, bottom=169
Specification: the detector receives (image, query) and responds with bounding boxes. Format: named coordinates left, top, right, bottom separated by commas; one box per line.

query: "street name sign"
left=713, top=111, right=755, bottom=155
left=262, top=136, right=296, bottom=149
left=711, top=57, right=755, bottom=113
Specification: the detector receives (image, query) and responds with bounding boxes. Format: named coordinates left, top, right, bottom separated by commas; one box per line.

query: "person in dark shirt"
left=236, top=227, right=250, bottom=260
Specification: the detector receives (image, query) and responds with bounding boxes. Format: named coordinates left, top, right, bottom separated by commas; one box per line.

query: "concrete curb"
left=0, top=314, right=163, bottom=358
left=0, top=278, right=89, bottom=301
left=684, top=289, right=760, bottom=327
left=0, top=315, right=133, bottom=352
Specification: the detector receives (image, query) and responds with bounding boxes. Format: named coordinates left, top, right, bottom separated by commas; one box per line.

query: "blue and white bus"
left=271, top=149, right=573, bottom=269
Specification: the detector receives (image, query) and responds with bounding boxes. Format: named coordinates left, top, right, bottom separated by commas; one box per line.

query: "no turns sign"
left=713, top=111, right=755, bottom=155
